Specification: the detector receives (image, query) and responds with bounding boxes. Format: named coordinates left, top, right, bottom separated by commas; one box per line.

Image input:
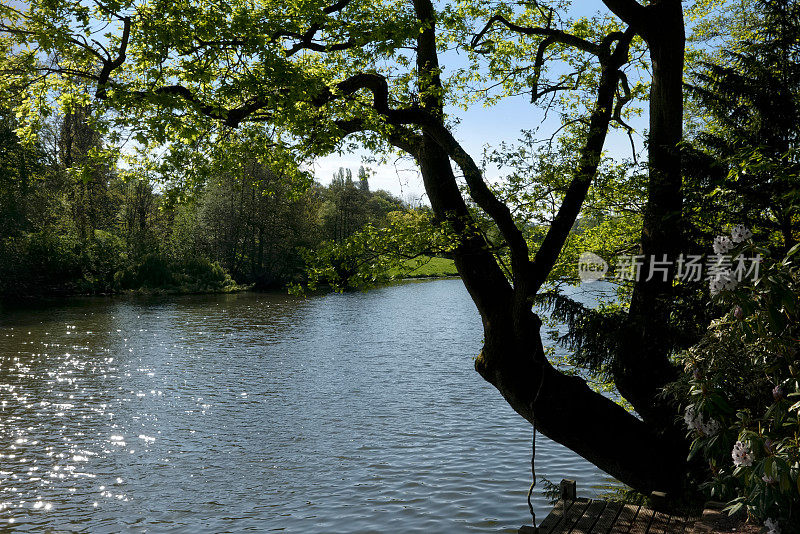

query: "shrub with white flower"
left=684, top=405, right=699, bottom=429
left=700, top=417, right=720, bottom=436
left=709, top=272, right=738, bottom=296
left=670, top=231, right=800, bottom=530
left=730, top=224, right=753, bottom=243
left=708, top=226, right=753, bottom=295
left=731, top=441, right=753, bottom=467
left=684, top=405, right=721, bottom=436
left=713, top=235, right=733, bottom=254
left=708, top=277, right=724, bottom=296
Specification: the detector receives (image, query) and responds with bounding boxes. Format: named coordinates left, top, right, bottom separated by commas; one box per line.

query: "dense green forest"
left=0, top=106, right=433, bottom=296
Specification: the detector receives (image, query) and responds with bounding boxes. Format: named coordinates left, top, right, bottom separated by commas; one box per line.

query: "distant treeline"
left=0, top=107, right=410, bottom=298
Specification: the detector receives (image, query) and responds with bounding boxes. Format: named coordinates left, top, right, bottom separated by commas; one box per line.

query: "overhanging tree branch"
left=95, top=16, right=130, bottom=98
left=311, top=70, right=533, bottom=281
left=471, top=15, right=602, bottom=57
left=469, top=13, right=638, bottom=296
left=528, top=27, right=636, bottom=294
left=180, top=0, right=357, bottom=57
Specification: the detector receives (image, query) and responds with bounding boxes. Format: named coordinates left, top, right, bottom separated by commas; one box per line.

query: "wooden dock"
left=519, top=480, right=698, bottom=534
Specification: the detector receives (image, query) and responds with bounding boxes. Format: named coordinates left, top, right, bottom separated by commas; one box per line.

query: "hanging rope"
left=526, top=425, right=537, bottom=522
left=526, top=362, right=547, bottom=529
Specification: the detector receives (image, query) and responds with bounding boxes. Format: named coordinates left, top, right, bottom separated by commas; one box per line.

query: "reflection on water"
left=0, top=280, right=617, bottom=532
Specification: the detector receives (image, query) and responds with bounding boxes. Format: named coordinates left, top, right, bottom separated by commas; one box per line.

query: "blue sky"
left=313, top=0, right=649, bottom=200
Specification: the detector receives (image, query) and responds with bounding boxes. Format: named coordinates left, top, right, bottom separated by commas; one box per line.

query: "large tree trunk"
left=415, top=130, right=686, bottom=493
left=615, top=0, right=686, bottom=434
left=408, top=0, right=688, bottom=493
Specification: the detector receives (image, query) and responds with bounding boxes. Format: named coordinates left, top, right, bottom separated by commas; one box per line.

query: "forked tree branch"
left=470, top=13, right=639, bottom=296
left=96, top=16, right=130, bottom=98
left=180, top=0, right=357, bottom=57
left=528, top=27, right=637, bottom=294
left=471, top=15, right=602, bottom=57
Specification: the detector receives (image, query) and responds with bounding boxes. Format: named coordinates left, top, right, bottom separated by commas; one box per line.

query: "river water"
left=0, top=279, right=617, bottom=532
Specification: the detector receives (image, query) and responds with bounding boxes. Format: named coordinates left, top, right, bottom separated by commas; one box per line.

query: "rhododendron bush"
left=673, top=229, right=800, bottom=531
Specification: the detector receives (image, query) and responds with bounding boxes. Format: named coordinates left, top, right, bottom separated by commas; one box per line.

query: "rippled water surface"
left=1, top=279, right=617, bottom=532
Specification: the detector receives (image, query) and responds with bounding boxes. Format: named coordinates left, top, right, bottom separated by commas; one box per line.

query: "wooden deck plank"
left=533, top=488, right=699, bottom=534
left=647, top=511, right=670, bottom=534
left=658, top=514, right=674, bottom=534
left=537, top=499, right=574, bottom=534
left=674, top=515, right=694, bottom=534
left=569, top=500, right=607, bottom=534
left=675, top=516, right=699, bottom=534
left=591, top=501, right=623, bottom=534
left=609, top=504, right=640, bottom=533
left=628, top=506, right=654, bottom=534
left=668, top=513, right=696, bottom=534
left=554, top=498, right=591, bottom=534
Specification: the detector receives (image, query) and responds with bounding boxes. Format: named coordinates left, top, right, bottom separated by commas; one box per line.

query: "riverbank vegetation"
left=1, top=0, right=799, bottom=529
left=0, top=106, right=450, bottom=297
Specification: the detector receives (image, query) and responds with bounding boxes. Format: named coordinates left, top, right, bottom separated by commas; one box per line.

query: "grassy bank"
left=390, top=256, right=459, bottom=279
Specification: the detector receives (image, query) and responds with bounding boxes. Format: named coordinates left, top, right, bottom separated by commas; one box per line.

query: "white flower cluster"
left=764, top=518, right=780, bottom=534
left=709, top=225, right=753, bottom=296
left=731, top=224, right=753, bottom=243
left=709, top=272, right=738, bottom=296
left=713, top=235, right=733, bottom=255
left=731, top=440, right=753, bottom=467
left=684, top=405, right=720, bottom=436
